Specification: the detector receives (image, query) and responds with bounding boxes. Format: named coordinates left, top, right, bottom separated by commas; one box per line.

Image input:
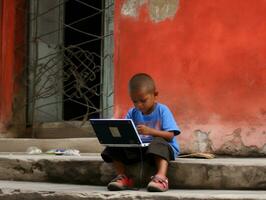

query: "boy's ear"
left=154, top=91, right=159, bottom=97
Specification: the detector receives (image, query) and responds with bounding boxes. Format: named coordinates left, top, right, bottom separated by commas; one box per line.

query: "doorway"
left=27, top=0, right=114, bottom=124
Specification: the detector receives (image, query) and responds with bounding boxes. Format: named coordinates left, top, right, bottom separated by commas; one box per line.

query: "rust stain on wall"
left=121, top=0, right=179, bottom=22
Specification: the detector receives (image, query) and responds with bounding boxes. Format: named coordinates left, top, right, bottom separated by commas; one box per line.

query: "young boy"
left=101, top=73, right=180, bottom=192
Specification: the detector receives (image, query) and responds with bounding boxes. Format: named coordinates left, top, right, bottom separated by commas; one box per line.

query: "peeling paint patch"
left=121, top=0, right=179, bottom=22
left=217, top=128, right=266, bottom=156
left=192, top=130, right=213, bottom=153
left=148, top=0, right=179, bottom=22
left=121, top=0, right=147, bottom=18
left=260, top=144, right=266, bottom=154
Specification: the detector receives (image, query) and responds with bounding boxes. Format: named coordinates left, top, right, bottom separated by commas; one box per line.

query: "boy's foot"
left=107, top=174, right=134, bottom=191
left=147, top=174, right=169, bottom=192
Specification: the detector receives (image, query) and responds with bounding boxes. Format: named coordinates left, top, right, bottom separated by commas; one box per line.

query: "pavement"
left=0, top=180, right=265, bottom=200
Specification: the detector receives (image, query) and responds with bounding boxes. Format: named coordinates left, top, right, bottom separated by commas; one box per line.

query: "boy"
left=101, top=73, right=180, bottom=192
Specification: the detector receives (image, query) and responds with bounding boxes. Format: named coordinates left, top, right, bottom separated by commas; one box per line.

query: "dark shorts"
left=101, top=137, right=175, bottom=164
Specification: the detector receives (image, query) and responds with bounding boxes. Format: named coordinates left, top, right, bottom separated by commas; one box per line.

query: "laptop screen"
left=90, top=119, right=148, bottom=147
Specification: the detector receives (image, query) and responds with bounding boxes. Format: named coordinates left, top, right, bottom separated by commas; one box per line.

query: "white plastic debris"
left=45, top=149, right=64, bottom=155
left=26, top=146, right=42, bottom=155
left=45, top=149, right=80, bottom=156
left=63, top=149, right=80, bottom=156
left=45, top=149, right=57, bottom=154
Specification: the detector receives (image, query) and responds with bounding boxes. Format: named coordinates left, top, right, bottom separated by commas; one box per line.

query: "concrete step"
left=0, top=180, right=265, bottom=200
left=0, top=154, right=265, bottom=190
left=33, top=121, right=96, bottom=138
left=0, top=138, right=103, bottom=153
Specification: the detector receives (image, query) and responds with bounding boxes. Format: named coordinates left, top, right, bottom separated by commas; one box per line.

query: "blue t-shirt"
left=126, top=103, right=181, bottom=158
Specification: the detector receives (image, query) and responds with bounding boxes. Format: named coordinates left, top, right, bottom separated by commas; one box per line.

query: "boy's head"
left=129, top=73, right=158, bottom=114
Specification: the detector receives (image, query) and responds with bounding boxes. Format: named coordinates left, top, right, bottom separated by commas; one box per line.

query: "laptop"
left=89, top=119, right=150, bottom=147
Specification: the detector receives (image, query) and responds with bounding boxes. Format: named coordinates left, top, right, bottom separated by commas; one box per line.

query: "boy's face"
left=130, top=87, right=157, bottom=115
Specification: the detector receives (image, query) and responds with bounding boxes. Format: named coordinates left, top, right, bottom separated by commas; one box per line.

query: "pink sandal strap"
left=150, top=175, right=168, bottom=188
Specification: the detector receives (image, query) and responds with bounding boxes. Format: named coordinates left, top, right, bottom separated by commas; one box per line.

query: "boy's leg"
left=146, top=137, right=173, bottom=192
left=107, top=160, right=134, bottom=191
left=155, top=156, right=168, bottom=177
left=113, top=160, right=126, bottom=175
left=101, top=147, right=136, bottom=191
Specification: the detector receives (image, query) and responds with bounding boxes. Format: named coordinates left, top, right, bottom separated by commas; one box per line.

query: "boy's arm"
left=137, top=125, right=174, bottom=141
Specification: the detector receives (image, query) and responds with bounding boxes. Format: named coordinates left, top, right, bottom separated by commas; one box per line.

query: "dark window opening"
left=64, top=0, right=103, bottom=120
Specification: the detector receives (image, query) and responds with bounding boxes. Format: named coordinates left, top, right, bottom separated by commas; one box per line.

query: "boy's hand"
left=137, top=124, right=175, bottom=141
left=137, top=125, right=152, bottom=135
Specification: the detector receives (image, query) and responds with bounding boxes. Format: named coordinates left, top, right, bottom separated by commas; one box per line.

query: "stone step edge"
left=0, top=155, right=265, bottom=190
left=1, top=154, right=266, bottom=165
left=0, top=138, right=103, bottom=153
left=0, top=150, right=264, bottom=165
left=0, top=180, right=266, bottom=200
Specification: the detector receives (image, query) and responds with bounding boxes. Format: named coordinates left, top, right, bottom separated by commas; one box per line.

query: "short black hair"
left=129, top=73, right=156, bottom=93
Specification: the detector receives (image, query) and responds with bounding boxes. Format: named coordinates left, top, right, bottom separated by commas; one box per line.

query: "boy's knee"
left=151, top=136, right=165, bottom=142
left=149, top=137, right=168, bottom=146
left=147, top=138, right=172, bottom=162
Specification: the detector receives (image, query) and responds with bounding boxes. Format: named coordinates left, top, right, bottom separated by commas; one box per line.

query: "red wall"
left=0, top=0, right=26, bottom=133
left=114, top=0, right=266, bottom=155
left=0, top=0, right=15, bottom=132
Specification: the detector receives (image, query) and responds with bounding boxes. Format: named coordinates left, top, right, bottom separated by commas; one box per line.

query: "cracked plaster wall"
left=114, top=0, right=266, bottom=156
left=180, top=126, right=266, bottom=156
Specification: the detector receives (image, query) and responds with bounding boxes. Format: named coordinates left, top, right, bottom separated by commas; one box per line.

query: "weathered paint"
left=121, top=0, right=179, bottom=22
left=148, top=0, right=179, bottom=22
left=0, top=0, right=16, bottom=133
left=0, top=0, right=26, bottom=135
left=114, top=0, right=266, bottom=156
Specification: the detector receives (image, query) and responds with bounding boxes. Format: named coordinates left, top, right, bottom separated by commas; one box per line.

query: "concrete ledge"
left=34, top=121, right=96, bottom=138
left=0, top=154, right=265, bottom=190
left=0, top=181, right=266, bottom=200
left=0, top=138, right=103, bottom=153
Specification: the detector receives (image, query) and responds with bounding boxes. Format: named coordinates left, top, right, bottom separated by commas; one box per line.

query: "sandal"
left=147, top=174, right=169, bottom=192
left=107, top=174, right=134, bottom=191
